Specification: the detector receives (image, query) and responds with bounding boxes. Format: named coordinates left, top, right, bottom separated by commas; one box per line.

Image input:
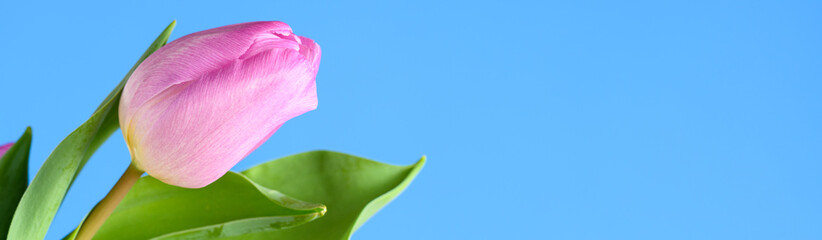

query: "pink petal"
left=119, top=21, right=321, bottom=188
left=128, top=47, right=318, bottom=188
left=121, top=21, right=294, bottom=133
left=0, top=142, right=13, bottom=157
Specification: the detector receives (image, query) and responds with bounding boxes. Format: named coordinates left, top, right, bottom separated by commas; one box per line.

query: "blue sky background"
left=1, top=0, right=821, bottom=239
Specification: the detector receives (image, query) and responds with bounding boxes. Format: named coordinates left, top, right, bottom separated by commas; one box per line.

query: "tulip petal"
left=128, top=47, right=318, bottom=188
left=120, top=21, right=321, bottom=188
left=121, top=21, right=294, bottom=134
left=297, top=36, right=321, bottom=75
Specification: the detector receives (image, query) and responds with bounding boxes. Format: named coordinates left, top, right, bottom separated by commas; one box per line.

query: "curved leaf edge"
left=238, top=173, right=327, bottom=214
left=350, top=155, right=426, bottom=234
left=149, top=212, right=324, bottom=240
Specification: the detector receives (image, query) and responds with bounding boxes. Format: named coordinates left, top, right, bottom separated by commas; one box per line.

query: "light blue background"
left=1, top=0, right=821, bottom=239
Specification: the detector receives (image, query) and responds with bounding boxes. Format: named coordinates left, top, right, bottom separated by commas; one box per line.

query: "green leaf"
left=7, top=21, right=176, bottom=240
left=0, top=127, right=32, bottom=239
left=240, top=150, right=425, bottom=240
left=90, top=172, right=326, bottom=240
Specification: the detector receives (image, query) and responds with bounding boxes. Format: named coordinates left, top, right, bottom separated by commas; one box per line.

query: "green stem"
left=75, top=164, right=143, bottom=240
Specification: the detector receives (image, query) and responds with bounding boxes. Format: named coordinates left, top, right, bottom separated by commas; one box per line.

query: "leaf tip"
left=416, top=155, right=427, bottom=166
left=318, top=205, right=328, bottom=217
left=18, top=126, right=32, bottom=141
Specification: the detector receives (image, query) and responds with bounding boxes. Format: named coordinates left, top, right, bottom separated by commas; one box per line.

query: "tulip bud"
left=119, top=21, right=320, bottom=188
left=0, top=142, right=12, bottom=158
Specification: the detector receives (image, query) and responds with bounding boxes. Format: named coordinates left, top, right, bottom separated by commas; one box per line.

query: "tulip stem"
left=75, top=164, right=144, bottom=240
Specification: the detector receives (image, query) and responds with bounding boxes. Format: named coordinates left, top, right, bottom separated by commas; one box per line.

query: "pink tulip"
left=0, top=142, right=12, bottom=157
left=119, top=21, right=320, bottom=188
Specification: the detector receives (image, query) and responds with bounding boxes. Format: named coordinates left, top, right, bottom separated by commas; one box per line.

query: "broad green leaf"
left=7, top=21, right=176, bottom=240
left=90, top=172, right=325, bottom=240
left=240, top=151, right=425, bottom=240
left=0, top=127, right=32, bottom=239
